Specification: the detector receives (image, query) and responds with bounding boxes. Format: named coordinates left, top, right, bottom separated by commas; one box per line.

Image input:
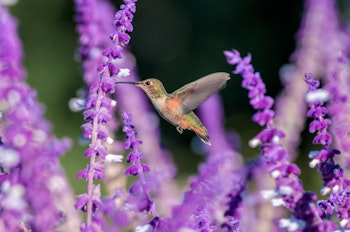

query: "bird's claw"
left=176, top=126, right=183, bottom=134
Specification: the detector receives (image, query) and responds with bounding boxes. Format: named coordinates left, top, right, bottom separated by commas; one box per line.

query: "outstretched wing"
left=172, top=72, right=230, bottom=115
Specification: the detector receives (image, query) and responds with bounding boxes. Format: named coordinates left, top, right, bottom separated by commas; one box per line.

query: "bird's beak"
left=134, top=82, right=142, bottom=87
left=115, top=81, right=144, bottom=88
left=115, top=81, right=137, bottom=85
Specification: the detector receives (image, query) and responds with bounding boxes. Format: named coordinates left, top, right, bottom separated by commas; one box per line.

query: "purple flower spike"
left=161, top=151, right=241, bottom=231
left=98, top=0, right=137, bottom=76
left=305, top=73, right=350, bottom=229
left=225, top=50, right=335, bottom=231
left=122, top=112, right=158, bottom=217
left=305, top=73, right=334, bottom=147
left=0, top=5, right=76, bottom=231
left=197, top=92, right=246, bottom=232
left=225, top=50, right=274, bottom=128
left=74, top=0, right=138, bottom=230
left=115, top=49, right=179, bottom=219
left=323, top=54, right=350, bottom=169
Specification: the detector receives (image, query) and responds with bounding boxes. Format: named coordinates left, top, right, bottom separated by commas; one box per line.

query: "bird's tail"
left=196, top=132, right=211, bottom=146
left=188, top=125, right=211, bottom=145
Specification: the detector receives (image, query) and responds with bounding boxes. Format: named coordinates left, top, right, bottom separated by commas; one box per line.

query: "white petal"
left=340, top=219, right=349, bottom=228
left=110, top=100, right=117, bottom=107
left=305, top=89, right=329, bottom=103
left=2, top=184, right=27, bottom=210
left=69, top=98, right=86, bottom=112
left=0, top=148, right=20, bottom=167
left=106, top=137, right=114, bottom=144
left=309, top=159, right=319, bottom=168
left=272, top=135, right=280, bottom=143
left=320, top=186, right=331, bottom=195
left=117, top=68, right=130, bottom=78
left=105, top=154, right=123, bottom=163
left=135, top=224, right=153, bottom=232
left=271, top=198, right=285, bottom=207
left=279, top=185, right=293, bottom=195
left=261, top=189, right=277, bottom=199
left=332, top=185, right=340, bottom=192
left=271, top=170, right=281, bottom=178
left=279, top=218, right=291, bottom=228
left=249, top=138, right=260, bottom=148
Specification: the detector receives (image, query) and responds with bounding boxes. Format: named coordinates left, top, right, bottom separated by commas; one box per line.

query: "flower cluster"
left=74, top=0, right=137, bottom=230
left=3, top=0, right=350, bottom=231
left=159, top=150, right=241, bottom=231
left=97, top=0, right=137, bottom=76
left=76, top=70, right=118, bottom=230
left=305, top=73, right=350, bottom=229
left=75, top=0, right=117, bottom=86
left=114, top=49, right=178, bottom=217
left=122, top=112, right=156, bottom=215
left=0, top=5, right=74, bottom=232
left=324, top=55, right=350, bottom=169
left=224, top=52, right=274, bottom=127
left=224, top=50, right=335, bottom=231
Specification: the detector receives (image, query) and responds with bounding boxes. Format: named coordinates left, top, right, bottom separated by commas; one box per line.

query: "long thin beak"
left=115, top=81, right=137, bottom=85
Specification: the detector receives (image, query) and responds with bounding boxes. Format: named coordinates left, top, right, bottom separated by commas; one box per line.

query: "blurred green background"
left=7, top=0, right=349, bottom=194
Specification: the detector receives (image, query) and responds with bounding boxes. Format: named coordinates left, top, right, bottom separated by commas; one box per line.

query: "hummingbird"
left=116, top=72, right=230, bottom=145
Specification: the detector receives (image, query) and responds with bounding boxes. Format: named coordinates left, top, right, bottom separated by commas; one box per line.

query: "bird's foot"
left=176, top=126, right=183, bottom=134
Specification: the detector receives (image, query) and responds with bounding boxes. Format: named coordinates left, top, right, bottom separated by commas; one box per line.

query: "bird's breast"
left=157, top=97, right=183, bottom=125
left=150, top=97, right=167, bottom=112
left=163, top=97, right=182, bottom=111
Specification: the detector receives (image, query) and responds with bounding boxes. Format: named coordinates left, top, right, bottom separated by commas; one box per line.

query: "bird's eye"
left=145, top=81, right=151, bottom=85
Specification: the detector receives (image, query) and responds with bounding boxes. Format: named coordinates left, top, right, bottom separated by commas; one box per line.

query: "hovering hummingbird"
left=116, top=72, right=230, bottom=145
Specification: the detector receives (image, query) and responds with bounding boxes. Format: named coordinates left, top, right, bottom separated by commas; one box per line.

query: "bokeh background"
left=7, top=0, right=350, bottom=194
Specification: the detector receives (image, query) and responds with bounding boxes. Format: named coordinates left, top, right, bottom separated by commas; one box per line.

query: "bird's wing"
left=171, top=72, right=230, bottom=115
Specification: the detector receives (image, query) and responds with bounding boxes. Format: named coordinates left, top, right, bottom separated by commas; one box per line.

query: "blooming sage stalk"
left=305, top=73, right=350, bottom=230
left=224, top=50, right=337, bottom=231
left=75, top=0, right=137, bottom=231
left=0, top=5, right=74, bottom=232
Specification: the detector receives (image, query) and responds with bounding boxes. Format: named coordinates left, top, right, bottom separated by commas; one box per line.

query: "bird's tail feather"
left=196, top=133, right=211, bottom=146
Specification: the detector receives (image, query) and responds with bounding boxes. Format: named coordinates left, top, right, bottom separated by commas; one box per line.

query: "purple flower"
left=100, top=191, right=131, bottom=230
left=221, top=216, right=242, bottom=232
left=160, top=151, right=241, bottom=231
left=305, top=75, right=332, bottom=148
left=122, top=112, right=157, bottom=216
left=98, top=0, right=137, bottom=76
left=273, top=0, right=338, bottom=161
left=191, top=208, right=216, bottom=231
left=0, top=5, right=75, bottom=231
left=225, top=50, right=274, bottom=128
left=305, top=73, right=350, bottom=229
left=220, top=182, right=245, bottom=232
left=197, top=94, right=246, bottom=230
left=323, top=54, right=350, bottom=169
left=75, top=0, right=117, bottom=86
left=115, top=49, right=178, bottom=217
left=74, top=0, right=137, bottom=230
left=5, top=0, right=350, bottom=230
left=225, top=50, right=334, bottom=231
